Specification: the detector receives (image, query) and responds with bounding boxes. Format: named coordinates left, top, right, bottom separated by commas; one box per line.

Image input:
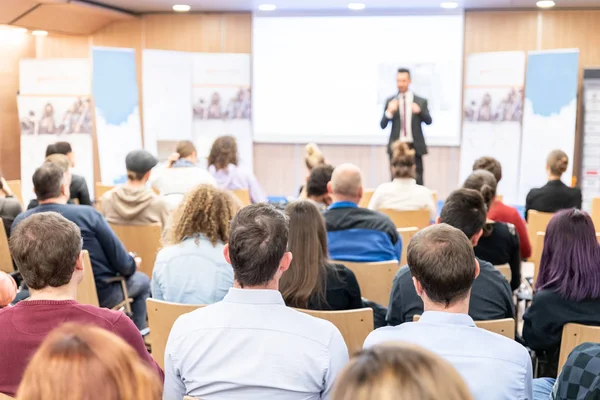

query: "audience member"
left=0, top=212, right=162, bottom=397
left=332, top=343, right=473, bottom=400
left=150, top=140, right=216, bottom=209
left=163, top=203, right=348, bottom=399
left=464, top=170, right=521, bottom=290
left=523, top=209, right=600, bottom=378
left=152, top=185, right=238, bottom=304
left=16, top=323, right=162, bottom=400
left=526, top=149, right=582, bottom=219
left=305, top=164, right=334, bottom=211
left=0, top=173, right=22, bottom=239
left=101, top=150, right=169, bottom=228
left=365, top=224, right=533, bottom=400
left=299, top=143, right=326, bottom=198
left=46, top=141, right=92, bottom=206
left=27, top=154, right=75, bottom=209
left=208, top=135, right=267, bottom=203
left=0, top=271, right=17, bottom=307
left=368, top=141, right=436, bottom=221
left=12, top=164, right=150, bottom=330
left=387, top=189, right=513, bottom=325
left=281, top=200, right=362, bottom=310
left=473, top=156, right=531, bottom=258
left=324, top=163, right=401, bottom=262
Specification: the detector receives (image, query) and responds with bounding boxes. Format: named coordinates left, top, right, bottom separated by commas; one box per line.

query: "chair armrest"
left=104, top=276, right=126, bottom=284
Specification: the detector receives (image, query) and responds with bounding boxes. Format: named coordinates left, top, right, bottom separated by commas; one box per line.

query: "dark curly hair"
left=208, top=136, right=238, bottom=170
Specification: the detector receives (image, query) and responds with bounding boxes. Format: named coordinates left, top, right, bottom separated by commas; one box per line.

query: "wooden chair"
left=558, top=323, right=600, bottom=371
left=494, top=263, right=512, bottom=283
left=496, top=194, right=504, bottom=203
left=379, top=209, right=430, bottom=230
left=431, top=190, right=438, bottom=217
left=527, top=210, right=554, bottom=257
left=592, top=197, right=600, bottom=231
left=94, top=183, right=115, bottom=210
left=359, top=189, right=375, bottom=208
left=334, top=260, right=399, bottom=306
left=109, top=223, right=162, bottom=279
left=232, top=189, right=251, bottom=207
left=146, top=299, right=205, bottom=369
left=0, top=393, right=15, bottom=400
left=397, top=227, right=418, bottom=266
left=531, top=232, right=545, bottom=289
left=0, top=219, right=13, bottom=274
left=6, top=180, right=23, bottom=208
left=298, top=308, right=374, bottom=354
left=414, top=315, right=515, bottom=339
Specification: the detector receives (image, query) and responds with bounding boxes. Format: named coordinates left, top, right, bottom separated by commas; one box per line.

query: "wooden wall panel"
left=223, top=14, right=252, bottom=53
left=464, top=11, right=539, bottom=54
left=143, top=14, right=223, bottom=53
left=36, top=34, right=90, bottom=58
left=0, top=0, right=38, bottom=24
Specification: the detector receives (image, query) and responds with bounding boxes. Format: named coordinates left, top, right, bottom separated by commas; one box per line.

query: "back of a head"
left=307, top=164, right=335, bottom=198
left=16, top=323, right=162, bottom=400
left=229, top=203, right=289, bottom=287
left=45, top=154, right=70, bottom=173
left=305, top=143, right=325, bottom=170
left=390, top=141, right=415, bottom=179
left=45, top=144, right=57, bottom=157
left=462, top=169, right=497, bottom=211
left=537, top=209, right=600, bottom=301
left=52, top=141, right=73, bottom=156
left=407, top=224, right=476, bottom=306
left=207, top=136, right=238, bottom=169
left=331, top=163, right=363, bottom=200
left=440, top=189, right=487, bottom=240
left=125, top=149, right=158, bottom=181
left=547, top=149, right=569, bottom=177
left=32, top=162, right=67, bottom=201
left=332, top=343, right=473, bottom=400
left=175, top=140, right=197, bottom=159
left=10, top=212, right=81, bottom=291
left=472, top=156, right=502, bottom=183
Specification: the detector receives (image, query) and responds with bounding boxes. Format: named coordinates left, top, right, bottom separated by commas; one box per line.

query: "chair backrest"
left=431, top=190, right=438, bottom=217
left=109, top=223, right=162, bottom=279
left=0, top=392, right=15, bottom=400
left=496, top=194, right=504, bottom=203
left=298, top=308, right=374, bottom=354
left=532, top=231, right=545, bottom=288
left=183, top=397, right=200, bottom=400
left=527, top=210, right=554, bottom=256
left=334, top=260, right=399, bottom=306
left=379, top=208, right=430, bottom=230
left=95, top=183, right=114, bottom=200
left=413, top=315, right=515, bottom=340
left=0, top=219, right=12, bottom=274
left=76, top=250, right=100, bottom=307
left=558, top=323, right=600, bottom=371
left=397, top=227, right=418, bottom=266
left=494, top=263, right=512, bottom=283
left=232, top=189, right=251, bottom=207
left=592, top=197, right=600, bottom=231
left=358, top=189, right=375, bottom=208
left=147, top=299, right=205, bottom=369
left=6, top=180, right=23, bottom=208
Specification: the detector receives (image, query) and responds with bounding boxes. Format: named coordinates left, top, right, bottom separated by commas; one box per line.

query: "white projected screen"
left=252, top=14, right=464, bottom=146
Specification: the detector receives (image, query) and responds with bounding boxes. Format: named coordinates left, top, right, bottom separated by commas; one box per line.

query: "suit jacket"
left=525, top=180, right=582, bottom=220
left=380, top=93, right=432, bottom=156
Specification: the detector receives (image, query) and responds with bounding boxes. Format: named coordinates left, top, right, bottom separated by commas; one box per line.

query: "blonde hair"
left=333, top=343, right=473, bottom=400
left=390, top=141, right=416, bottom=179
left=166, top=184, right=238, bottom=246
left=175, top=140, right=196, bottom=158
left=16, top=323, right=162, bottom=400
left=547, top=149, right=569, bottom=176
left=45, top=154, right=70, bottom=173
left=305, top=143, right=325, bottom=170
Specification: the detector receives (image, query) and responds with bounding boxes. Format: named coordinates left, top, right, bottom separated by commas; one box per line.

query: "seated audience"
left=101, top=149, right=169, bottom=228
left=16, top=323, right=162, bottom=400
left=387, top=189, right=514, bottom=325
left=46, top=141, right=92, bottom=206
left=27, top=154, right=76, bottom=209
left=473, top=156, right=531, bottom=258
left=305, top=164, right=334, bottom=211
left=150, top=140, right=216, bottom=209
left=0, top=212, right=162, bottom=397
left=163, top=203, right=348, bottom=399
left=208, top=135, right=267, bottom=203
left=0, top=173, right=22, bottom=239
left=299, top=142, right=326, bottom=198
left=12, top=163, right=150, bottom=330
left=332, top=343, right=473, bottom=400
left=526, top=149, right=582, bottom=219
left=152, top=185, right=237, bottom=304
left=523, top=209, right=600, bottom=378
left=324, top=163, right=401, bottom=262
left=0, top=271, right=17, bottom=308
left=365, top=224, right=533, bottom=400
left=465, top=170, right=521, bottom=291
left=368, top=141, right=436, bottom=221
left=281, top=200, right=362, bottom=310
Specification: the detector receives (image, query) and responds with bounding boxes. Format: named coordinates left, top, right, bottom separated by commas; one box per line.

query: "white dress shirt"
left=163, top=288, right=349, bottom=400
left=364, top=311, right=533, bottom=400
left=385, top=91, right=414, bottom=143
left=368, top=178, right=436, bottom=221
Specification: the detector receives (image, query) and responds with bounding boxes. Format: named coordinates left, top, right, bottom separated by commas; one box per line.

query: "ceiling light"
left=258, top=4, right=277, bottom=11
left=31, top=30, right=48, bottom=37
left=172, top=4, right=191, bottom=12
left=440, top=2, right=459, bottom=8
left=348, top=3, right=366, bottom=10
left=536, top=0, right=555, bottom=8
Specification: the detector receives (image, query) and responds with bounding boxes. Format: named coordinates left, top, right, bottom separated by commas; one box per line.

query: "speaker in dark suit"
left=380, top=68, right=432, bottom=185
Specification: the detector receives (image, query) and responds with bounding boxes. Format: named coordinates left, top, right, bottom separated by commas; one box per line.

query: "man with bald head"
left=324, top=163, right=401, bottom=262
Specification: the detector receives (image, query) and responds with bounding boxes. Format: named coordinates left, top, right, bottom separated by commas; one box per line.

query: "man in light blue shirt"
left=163, top=203, right=349, bottom=400
left=364, top=224, right=533, bottom=400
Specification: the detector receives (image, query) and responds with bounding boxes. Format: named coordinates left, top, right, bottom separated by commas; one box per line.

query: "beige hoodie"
left=101, top=185, right=170, bottom=228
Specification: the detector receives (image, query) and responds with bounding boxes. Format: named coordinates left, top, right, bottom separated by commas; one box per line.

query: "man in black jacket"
left=380, top=68, right=432, bottom=185
left=46, top=141, right=92, bottom=206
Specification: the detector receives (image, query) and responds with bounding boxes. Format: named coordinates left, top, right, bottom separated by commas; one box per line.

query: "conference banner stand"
left=580, top=68, right=600, bottom=211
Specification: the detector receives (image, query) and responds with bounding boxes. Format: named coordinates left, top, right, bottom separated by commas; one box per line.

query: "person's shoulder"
left=532, top=288, right=562, bottom=303
left=396, top=264, right=412, bottom=279
left=476, top=258, right=508, bottom=282
left=364, top=325, right=407, bottom=348
left=71, top=303, right=128, bottom=327
left=71, top=174, right=86, bottom=184
left=526, top=186, right=543, bottom=200
left=477, top=328, right=531, bottom=364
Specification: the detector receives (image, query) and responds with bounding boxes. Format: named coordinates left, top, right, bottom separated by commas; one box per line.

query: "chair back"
left=0, top=393, right=15, bottom=400
left=527, top=210, right=554, bottom=256
left=334, top=260, right=398, bottom=306
left=232, top=189, right=251, bottom=207
left=109, top=223, right=162, bottom=278
left=559, top=323, right=600, bottom=372
left=494, top=263, right=512, bottom=283
left=358, top=189, right=375, bottom=208
left=592, top=197, right=600, bottom=231
left=431, top=190, right=438, bottom=217
left=298, top=308, right=374, bottom=354
left=413, top=315, right=515, bottom=339
left=397, top=227, right=418, bottom=266
left=379, top=208, right=430, bottom=230
left=496, top=194, right=504, bottom=203
left=76, top=250, right=100, bottom=307
left=531, top=231, right=545, bottom=288
left=95, top=183, right=114, bottom=200
left=0, top=219, right=12, bottom=274
left=183, top=397, right=200, bottom=400
left=6, top=180, right=23, bottom=208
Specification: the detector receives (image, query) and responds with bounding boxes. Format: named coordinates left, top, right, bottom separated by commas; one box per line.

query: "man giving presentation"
left=380, top=68, right=432, bottom=185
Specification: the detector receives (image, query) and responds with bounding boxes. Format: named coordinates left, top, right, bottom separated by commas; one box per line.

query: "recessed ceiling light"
left=258, top=4, right=277, bottom=11
left=31, top=30, right=48, bottom=37
left=440, top=2, right=459, bottom=8
left=172, top=4, right=191, bottom=12
left=536, top=0, right=556, bottom=8
left=348, top=2, right=366, bottom=10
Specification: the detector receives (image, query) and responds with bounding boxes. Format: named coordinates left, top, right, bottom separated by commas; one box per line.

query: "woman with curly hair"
left=208, top=136, right=267, bottom=203
left=152, top=184, right=239, bottom=304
